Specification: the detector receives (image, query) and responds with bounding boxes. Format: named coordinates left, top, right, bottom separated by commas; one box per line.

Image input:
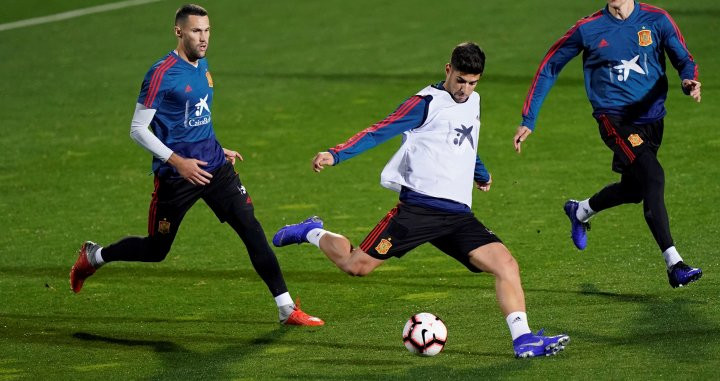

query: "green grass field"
left=2, top=0, right=719, bottom=379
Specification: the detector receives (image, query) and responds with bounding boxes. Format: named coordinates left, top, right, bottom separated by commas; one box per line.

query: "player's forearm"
left=129, top=103, right=173, bottom=162
left=474, top=155, right=490, bottom=183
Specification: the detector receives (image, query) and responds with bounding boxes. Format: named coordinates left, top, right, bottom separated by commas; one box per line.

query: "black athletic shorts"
left=596, top=114, right=663, bottom=173
left=359, top=203, right=502, bottom=272
left=148, top=162, right=253, bottom=236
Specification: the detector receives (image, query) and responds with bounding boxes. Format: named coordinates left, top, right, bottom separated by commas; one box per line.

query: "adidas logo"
left=512, top=317, right=523, bottom=324
left=598, top=39, right=609, bottom=48
left=185, top=84, right=192, bottom=93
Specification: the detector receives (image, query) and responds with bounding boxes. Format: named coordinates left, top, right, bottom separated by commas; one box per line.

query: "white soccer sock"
left=94, top=247, right=105, bottom=268
left=274, top=292, right=293, bottom=308
left=663, top=246, right=683, bottom=269
left=306, top=228, right=328, bottom=248
left=506, top=311, right=532, bottom=340
left=576, top=199, right=596, bottom=223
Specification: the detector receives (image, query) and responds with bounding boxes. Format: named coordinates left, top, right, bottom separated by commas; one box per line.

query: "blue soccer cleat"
left=513, top=329, right=570, bottom=358
left=272, top=216, right=324, bottom=247
left=667, top=261, right=703, bottom=288
left=564, top=200, right=590, bottom=250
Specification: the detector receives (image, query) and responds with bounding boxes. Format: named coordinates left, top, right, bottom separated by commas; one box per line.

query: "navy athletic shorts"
left=148, top=162, right=253, bottom=237
left=359, top=202, right=502, bottom=272
left=596, top=114, right=663, bottom=173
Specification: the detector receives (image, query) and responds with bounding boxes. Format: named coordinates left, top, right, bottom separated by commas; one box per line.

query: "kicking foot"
left=272, top=216, right=323, bottom=247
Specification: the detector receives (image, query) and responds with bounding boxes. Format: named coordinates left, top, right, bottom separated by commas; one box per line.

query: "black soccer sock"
left=227, top=210, right=289, bottom=297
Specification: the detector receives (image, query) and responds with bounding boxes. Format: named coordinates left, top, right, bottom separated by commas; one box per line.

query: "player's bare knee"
left=495, top=254, right=519, bottom=279
left=343, top=262, right=370, bottom=277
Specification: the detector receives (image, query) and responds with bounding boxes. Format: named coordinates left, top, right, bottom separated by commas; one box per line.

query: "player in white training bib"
left=274, top=42, right=570, bottom=358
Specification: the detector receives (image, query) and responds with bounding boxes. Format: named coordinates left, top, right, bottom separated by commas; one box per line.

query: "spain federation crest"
left=628, top=134, right=644, bottom=147
left=638, top=29, right=652, bottom=47
left=158, top=219, right=171, bottom=234
left=206, top=71, right=214, bottom=87
left=375, top=238, right=393, bottom=255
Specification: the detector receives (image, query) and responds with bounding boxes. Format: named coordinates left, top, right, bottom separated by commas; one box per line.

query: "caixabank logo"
left=187, top=94, right=212, bottom=127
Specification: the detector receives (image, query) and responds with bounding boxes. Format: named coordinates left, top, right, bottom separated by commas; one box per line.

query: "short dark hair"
left=175, top=4, right=208, bottom=25
left=450, top=42, right=485, bottom=75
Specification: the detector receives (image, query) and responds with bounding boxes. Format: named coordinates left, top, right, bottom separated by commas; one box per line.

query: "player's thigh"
left=430, top=215, right=503, bottom=273
left=150, top=175, right=201, bottom=238
left=467, top=243, right=519, bottom=278
left=202, top=163, right=255, bottom=224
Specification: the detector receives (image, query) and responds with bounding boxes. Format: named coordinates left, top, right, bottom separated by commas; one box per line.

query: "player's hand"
left=513, top=126, right=532, bottom=153
left=682, top=79, right=702, bottom=102
left=475, top=173, right=492, bottom=192
left=223, top=148, right=244, bottom=166
left=312, top=152, right=335, bottom=172
left=167, top=153, right=213, bottom=186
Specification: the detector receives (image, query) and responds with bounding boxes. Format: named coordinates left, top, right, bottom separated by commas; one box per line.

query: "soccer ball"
left=402, top=312, right=447, bottom=356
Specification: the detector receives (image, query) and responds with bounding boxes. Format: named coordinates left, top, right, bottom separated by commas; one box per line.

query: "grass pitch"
left=1, top=0, right=719, bottom=379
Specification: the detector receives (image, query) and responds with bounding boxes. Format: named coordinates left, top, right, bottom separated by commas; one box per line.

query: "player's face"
left=175, top=15, right=210, bottom=62
left=443, top=64, right=481, bottom=103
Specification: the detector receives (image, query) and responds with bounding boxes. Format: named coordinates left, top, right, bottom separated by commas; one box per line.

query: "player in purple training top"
left=513, top=0, right=702, bottom=288
left=70, top=4, right=323, bottom=326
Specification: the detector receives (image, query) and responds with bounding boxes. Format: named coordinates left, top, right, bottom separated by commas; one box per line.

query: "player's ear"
left=445, top=63, right=452, bottom=76
left=174, top=25, right=182, bottom=38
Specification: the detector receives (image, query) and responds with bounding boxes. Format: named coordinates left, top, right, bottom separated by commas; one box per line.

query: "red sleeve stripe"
left=359, top=206, right=399, bottom=253
left=640, top=3, right=697, bottom=78
left=144, top=56, right=177, bottom=108
left=331, top=96, right=423, bottom=153
left=522, top=11, right=603, bottom=116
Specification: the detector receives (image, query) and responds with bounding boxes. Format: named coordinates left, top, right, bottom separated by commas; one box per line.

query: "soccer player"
left=274, top=42, right=569, bottom=358
left=69, top=4, right=323, bottom=326
left=513, top=0, right=702, bottom=288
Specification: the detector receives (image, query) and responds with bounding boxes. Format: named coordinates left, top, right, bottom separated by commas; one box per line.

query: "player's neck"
left=174, top=48, right=199, bottom=67
left=608, top=1, right=634, bottom=20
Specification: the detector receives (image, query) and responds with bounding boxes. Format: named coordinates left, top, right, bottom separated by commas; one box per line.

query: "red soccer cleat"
left=70, top=241, right=99, bottom=293
left=283, top=299, right=324, bottom=326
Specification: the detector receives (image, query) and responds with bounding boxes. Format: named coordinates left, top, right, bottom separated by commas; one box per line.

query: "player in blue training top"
left=274, top=43, right=570, bottom=358
left=513, top=0, right=703, bottom=288
left=70, top=4, right=323, bottom=326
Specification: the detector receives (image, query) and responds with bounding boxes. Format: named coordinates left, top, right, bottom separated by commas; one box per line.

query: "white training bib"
left=380, top=85, right=480, bottom=207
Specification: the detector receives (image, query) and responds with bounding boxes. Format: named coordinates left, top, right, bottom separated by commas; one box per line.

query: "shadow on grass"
left=569, top=288, right=720, bottom=362
left=72, top=328, right=289, bottom=380
left=283, top=358, right=537, bottom=380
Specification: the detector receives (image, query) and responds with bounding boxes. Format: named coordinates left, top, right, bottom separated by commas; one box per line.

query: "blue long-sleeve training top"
left=521, top=1, right=698, bottom=130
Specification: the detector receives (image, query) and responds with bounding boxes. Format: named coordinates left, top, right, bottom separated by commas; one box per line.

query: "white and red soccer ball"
left=402, top=312, right=447, bottom=356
